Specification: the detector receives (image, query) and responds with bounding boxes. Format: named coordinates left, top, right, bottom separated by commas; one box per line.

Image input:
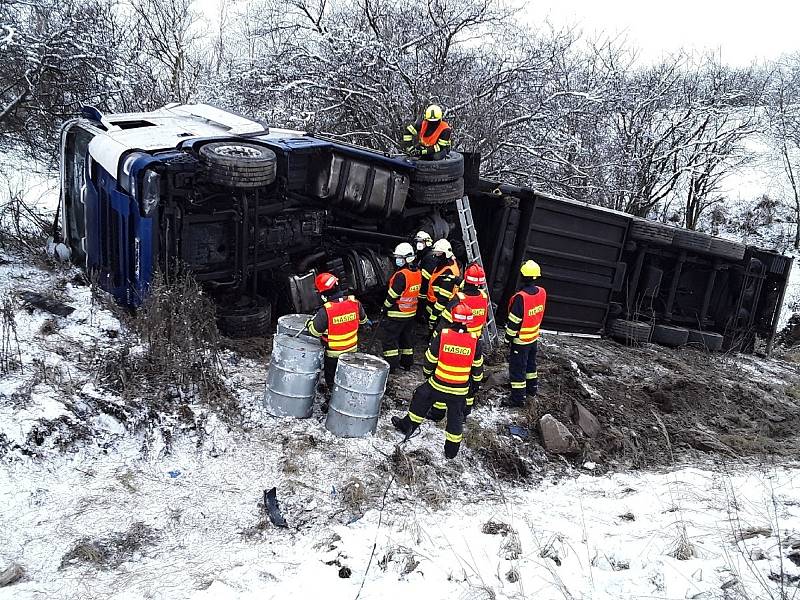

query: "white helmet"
left=414, top=231, right=433, bottom=251
left=432, top=238, right=453, bottom=259
left=393, top=242, right=415, bottom=265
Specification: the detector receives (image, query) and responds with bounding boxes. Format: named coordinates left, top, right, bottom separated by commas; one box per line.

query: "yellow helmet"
left=424, top=104, right=443, bottom=121
left=520, top=260, right=541, bottom=278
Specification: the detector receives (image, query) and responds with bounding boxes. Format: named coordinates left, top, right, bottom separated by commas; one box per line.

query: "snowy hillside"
left=0, top=160, right=798, bottom=598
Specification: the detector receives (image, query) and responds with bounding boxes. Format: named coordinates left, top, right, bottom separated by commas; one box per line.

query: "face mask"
left=395, top=257, right=406, bottom=267
left=415, top=242, right=425, bottom=251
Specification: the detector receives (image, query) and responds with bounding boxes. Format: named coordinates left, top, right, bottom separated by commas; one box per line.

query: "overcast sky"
left=524, top=0, right=798, bottom=66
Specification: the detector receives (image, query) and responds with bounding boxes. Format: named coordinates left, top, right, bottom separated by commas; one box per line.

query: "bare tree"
left=131, top=0, right=207, bottom=104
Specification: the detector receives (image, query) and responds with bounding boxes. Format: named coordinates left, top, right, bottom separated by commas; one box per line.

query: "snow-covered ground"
left=0, top=153, right=799, bottom=599
left=2, top=436, right=798, bottom=599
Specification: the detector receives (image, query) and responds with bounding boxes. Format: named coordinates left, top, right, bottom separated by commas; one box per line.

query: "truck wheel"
left=672, top=230, right=712, bottom=253
left=707, top=238, right=746, bottom=261
left=411, top=152, right=464, bottom=184
left=687, top=329, right=723, bottom=351
left=607, top=319, right=652, bottom=344
left=652, top=324, right=689, bottom=348
left=199, top=142, right=277, bottom=189
left=629, top=219, right=675, bottom=246
left=410, top=178, right=464, bottom=205
left=217, top=296, right=272, bottom=338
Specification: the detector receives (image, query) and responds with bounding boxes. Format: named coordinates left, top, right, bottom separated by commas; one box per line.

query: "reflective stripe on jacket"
left=430, top=328, right=478, bottom=396
left=456, top=290, right=489, bottom=335
left=427, top=261, right=460, bottom=303
left=419, top=120, right=450, bottom=147
left=385, top=268, right=421, bottom=318
left=323, top=296, right=361, bottom=355
left=506, top=287, right=546, bottom=344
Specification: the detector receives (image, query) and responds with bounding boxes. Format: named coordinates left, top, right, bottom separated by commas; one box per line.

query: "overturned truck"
left=58, top=103, right=792, bottom=353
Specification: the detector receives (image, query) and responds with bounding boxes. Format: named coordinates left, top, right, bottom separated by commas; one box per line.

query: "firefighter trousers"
left=380, top=316, right=415, bottom=370
left=508, top=341, right=538, bottom=404
left=398, top=381, right=465, bottom=459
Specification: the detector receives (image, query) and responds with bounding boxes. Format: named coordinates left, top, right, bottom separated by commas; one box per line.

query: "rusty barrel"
left=264, top=334, right=324, bottom=418
left=325, top=353, right=390, bottom=437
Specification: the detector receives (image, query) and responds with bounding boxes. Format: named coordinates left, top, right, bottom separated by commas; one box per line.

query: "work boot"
left=391, top=415, right=412, bottom=435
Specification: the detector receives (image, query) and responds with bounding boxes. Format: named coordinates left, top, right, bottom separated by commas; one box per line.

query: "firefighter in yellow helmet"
left=503, top=260, right=547, bottom=408
left=401, top=104, right=452, bottom=161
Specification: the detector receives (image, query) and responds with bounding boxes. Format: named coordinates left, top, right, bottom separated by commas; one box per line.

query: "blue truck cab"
left=59, top=104, right=459, bottom=333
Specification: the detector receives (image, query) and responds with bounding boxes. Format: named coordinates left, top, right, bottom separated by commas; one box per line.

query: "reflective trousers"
left=508, top=340, right=538, bottom=404
left=380, top=317, right=415, bottom=370
left=399, top=381, right=465, bottom=459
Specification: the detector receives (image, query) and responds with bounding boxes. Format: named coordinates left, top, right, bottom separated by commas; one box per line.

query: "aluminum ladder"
left=456, top=195, right=500, bottom=350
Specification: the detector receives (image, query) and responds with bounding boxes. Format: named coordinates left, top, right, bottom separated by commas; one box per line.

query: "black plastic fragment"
left=19, top=291, right=75, bottom=317
left=264, top=487, right=288, bottom=528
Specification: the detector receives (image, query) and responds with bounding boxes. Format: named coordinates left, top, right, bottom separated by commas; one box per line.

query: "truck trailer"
left=57, top=103, right=792, bottom=353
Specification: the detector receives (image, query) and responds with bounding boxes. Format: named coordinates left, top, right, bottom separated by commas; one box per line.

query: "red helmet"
left=314, top=272, right=339, bottom=293
left=451, top=303, right=474, bottom=324
left=464, top=263, right=486, bottom=286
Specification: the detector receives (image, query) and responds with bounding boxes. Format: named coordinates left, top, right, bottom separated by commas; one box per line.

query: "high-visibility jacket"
left=453, top=290, right=489, bottom=335
left=419, top=120, right=451, bottom=147
left=402, top=119, right=453, bottom=158
left=505, top=285, right=546, bottom=345
left=427, top=260, right=460, bottom=303
left=384, top=267, right=421, bottom=318
left=308, top=295, right=366, bottom=357
left=423, top=328, right=483, bottom=396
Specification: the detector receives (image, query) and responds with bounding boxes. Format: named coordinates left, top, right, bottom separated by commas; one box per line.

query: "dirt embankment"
left=468, top=335, right=800, bottom=474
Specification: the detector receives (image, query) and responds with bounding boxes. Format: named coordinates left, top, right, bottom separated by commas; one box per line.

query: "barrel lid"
left=274, top=333, right=322, bottom=351
left=278, top=313, right=313, bottom=326
left=338, top=352, right=389, bottom=371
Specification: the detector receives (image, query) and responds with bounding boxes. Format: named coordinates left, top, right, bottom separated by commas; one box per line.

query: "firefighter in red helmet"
left=307, top=273, right=368, bottom=392
left=392, top=303, right=484, bottom=459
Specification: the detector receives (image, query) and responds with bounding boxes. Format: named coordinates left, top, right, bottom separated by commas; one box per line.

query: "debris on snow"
left=0, top=563, right=24, bottom=587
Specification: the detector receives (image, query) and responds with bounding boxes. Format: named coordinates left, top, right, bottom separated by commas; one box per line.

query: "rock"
left=573, top=401, right=601, bottom=438
left=539, top=414, right=579, bottom=454
left=0, top=563, right=24, bottom=587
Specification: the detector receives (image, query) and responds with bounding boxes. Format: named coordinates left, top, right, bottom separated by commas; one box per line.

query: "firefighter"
left=415, top=231, right=435, bottom=322
left=391, top=303, right=484, bottom=459
left=425, top=239, right=460, bottom=329
left=438, top=263, right=490, bottom=337
left=503, top=260, right=547, bottom=408
left=401, top=104, right=452, bottom=161
left=380, top=242, right=421, bottom=372
left=428, top=271, right=461, bottom=332
left=306, top=272, right=368, bottom=389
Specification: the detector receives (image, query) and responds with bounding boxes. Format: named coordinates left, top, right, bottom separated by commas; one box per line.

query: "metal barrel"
left=276, top=313, right=319, bottom=344
left=264, top=334, right=324, bottom=419
left=325, top=353, right=390, bottom=438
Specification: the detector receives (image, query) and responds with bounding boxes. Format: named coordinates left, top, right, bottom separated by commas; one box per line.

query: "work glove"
left=366, top=319, right=375, bottom=328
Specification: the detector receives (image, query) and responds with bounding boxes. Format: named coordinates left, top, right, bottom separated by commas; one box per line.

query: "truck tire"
left=687, top=329, right=723, bottom=352
left=672, top=230, right=712, bottom=253
left=410, top=178, right=464, bottom=205
left=629, top=219, right=675, bottom=245
left=411, top=152, right=464, bottom=184
left=708, top=238, right=746, bottom=261
left=607, top=319, right=652, bottom=344
left=652, top=324, right=689, bottom=348
left=199, top=142, right=277, bottom=189
left=217, top=296, right=272, bottom=338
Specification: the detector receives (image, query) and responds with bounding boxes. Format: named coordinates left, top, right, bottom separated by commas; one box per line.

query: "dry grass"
left=59, top=522, right=157, bottom=570
left=92, top=268, right=238, bottom=439
left=464, top=421, right=529, bottom=480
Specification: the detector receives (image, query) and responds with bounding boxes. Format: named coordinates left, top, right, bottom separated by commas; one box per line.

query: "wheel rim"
left=213, top=145, right=263, bottom=158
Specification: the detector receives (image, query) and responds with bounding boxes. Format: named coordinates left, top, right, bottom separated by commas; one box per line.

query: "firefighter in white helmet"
left=380, top=242, right=422, bottom=372
left=426, top=239, right=461, bottom=331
